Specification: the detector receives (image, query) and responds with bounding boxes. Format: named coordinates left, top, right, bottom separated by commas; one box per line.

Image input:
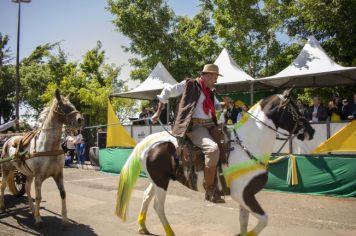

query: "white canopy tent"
left=110, top=62, right=178, bottom=100
left=214, top=48, right=256, bottom=103
left=256, top=36, right=356, bottom=88
left=215, top=48, right=254, bottom=86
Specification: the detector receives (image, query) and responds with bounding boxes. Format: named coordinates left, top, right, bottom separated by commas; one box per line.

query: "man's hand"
left=151, top=111, right=161, bottom=124
left=151, top=102, right=165, bottom=123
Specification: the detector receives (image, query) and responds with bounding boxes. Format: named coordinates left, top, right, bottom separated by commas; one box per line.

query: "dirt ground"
left=0, top=168, right=355, bottom=236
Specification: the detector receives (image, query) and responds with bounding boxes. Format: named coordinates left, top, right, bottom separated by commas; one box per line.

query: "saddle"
left=173, top=125, right=232, bottom=195
left=12, top=129, right=39, bottom=159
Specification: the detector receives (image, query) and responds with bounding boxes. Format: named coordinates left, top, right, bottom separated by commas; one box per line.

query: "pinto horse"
left=116, top=89, right=315, bottom=236
left=0, top=89, right=83, bottom=226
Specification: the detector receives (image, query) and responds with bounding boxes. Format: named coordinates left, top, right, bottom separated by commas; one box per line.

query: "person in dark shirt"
left=342, top=94, right=356, bottom=120
left=309, top=96, right=328, bottom=122
left=222, top=96, right=239, bottom=124
left=327, top=99, right=341, bottom=122
left=296, top=99, right=309, bottom=118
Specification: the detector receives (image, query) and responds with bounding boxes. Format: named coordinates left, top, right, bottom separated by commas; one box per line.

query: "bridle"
left=232, top=97, right=306, bottom=166
left=53, top=102, right=80, bottom=125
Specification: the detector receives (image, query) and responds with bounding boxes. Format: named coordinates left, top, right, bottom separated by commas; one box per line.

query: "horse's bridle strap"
left=53, top=107, right=79, bottom=124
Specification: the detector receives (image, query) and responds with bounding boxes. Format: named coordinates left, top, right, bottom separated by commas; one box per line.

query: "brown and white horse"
left=0, top=89, right=83, bottom=226
left=115, top=89, right=315, bottom=236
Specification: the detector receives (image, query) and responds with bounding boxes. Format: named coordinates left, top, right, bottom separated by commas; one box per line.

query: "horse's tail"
left=115, top=146, right=142, bottom=221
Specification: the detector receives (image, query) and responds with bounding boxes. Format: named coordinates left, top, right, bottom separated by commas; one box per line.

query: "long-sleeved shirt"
left=157, top=80, right=221, bottom=119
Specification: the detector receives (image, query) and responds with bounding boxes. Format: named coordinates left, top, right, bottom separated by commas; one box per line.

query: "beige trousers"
left=186, top=125, right=220, bottom=168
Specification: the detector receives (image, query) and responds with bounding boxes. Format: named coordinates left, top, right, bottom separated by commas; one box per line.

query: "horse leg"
left=231, top=174, right=268, bottom=236
left=153, top=185, right=174, bottom=236
left=25, top=176, right=35, bottom=214
left=0, top=168, right=10, bottom=212
left=138, top=182, right=155, bottom=235
left=34, top=176, right=43, bottom=226
left=53, top=172, right=69, bottom=226
left=239, top=206, right=250, bottom=236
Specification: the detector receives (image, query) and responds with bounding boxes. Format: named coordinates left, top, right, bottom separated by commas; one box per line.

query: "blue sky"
left=0, top=0, right=200, bottom=87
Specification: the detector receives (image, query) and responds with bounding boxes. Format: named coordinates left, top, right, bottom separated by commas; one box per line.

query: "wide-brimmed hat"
left=200, top=64, right=223, bottom=77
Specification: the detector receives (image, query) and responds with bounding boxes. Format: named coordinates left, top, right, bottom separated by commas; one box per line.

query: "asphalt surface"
left=0, top=168, right=355, bottom=236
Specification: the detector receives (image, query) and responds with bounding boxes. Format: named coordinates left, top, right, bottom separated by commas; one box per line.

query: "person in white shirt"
left=152, top=64, right=225, bottom=203
left=74, top=130, right=83, bottom=163
left=65, top=131, right=76, bottom=162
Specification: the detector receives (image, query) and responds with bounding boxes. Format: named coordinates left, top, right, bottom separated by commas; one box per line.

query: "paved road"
left=0, top=168, right=355, bottom=236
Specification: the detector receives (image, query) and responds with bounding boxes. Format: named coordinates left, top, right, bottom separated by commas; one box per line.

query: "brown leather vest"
left=172, top=78, right=217, bottom=137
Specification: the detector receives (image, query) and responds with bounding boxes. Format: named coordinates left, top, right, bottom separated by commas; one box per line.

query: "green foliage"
left=281, top=0, right=356, bottom=66
left=0, top=33, right=15, bottom=123
left=107, top=0, right=219, bottom=81
left=9, top=40, right=135, bottom=127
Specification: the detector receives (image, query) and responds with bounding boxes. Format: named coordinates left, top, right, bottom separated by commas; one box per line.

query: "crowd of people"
left=62, top=129, right=86, bottom=167
left=296, top=94, right=356, bottom=123
left=219, top=93, right=356, bottom=125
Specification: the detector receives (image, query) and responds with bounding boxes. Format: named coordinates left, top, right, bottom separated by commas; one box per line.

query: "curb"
left=67, top=163, right=100, bottom=171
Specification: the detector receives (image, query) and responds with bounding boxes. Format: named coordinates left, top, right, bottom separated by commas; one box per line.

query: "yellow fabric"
left=107, top=100, right=136, bottom=148
left=330, top=113, right=341, bottom=122
left=268, top=155, right=288, bottom=164
left=163, top=224, right=175, bottom=236
left=247, top=231, right=257, bottom=236
left=313, top=120, right=356, bottom=154
left=138, top=212, right=147, bottom=229
left=290, top=155, right=298, bottom=186
left=225, top=165, right=265, bottom=187
left=234, top=100, right=245, bottom=107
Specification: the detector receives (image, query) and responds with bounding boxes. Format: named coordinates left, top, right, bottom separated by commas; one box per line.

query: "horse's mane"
left=38, top=100, right=55, bottom=122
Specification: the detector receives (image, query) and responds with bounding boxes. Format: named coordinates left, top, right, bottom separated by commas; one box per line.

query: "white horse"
left=0, top=89, right=83, bottom=226
left=115, top=89, right=315, bottom=236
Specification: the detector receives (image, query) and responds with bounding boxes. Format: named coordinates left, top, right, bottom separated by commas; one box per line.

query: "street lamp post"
left=12, top=0, right=31, bottom=129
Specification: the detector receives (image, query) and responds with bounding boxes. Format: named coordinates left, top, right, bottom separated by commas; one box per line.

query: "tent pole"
left=250, top=82, right=254, bottom=106
left=166, top=100, right=170, bottom=125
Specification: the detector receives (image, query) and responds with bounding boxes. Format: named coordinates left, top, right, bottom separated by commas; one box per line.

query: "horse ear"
left=65, top=93, right=71, bottom=100
left=55, top=89, right=62, bottom=102
left=282, top=87, right=294, bottom=99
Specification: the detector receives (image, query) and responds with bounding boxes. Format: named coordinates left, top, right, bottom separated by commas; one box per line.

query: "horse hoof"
left=35, top=221, right=44, bottom=228
left=138, top=228, right=150, bottom=235
left=62, top=221, right=72, bottom=228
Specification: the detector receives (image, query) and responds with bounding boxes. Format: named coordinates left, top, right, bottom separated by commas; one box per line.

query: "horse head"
left=260, top=88, right=315, bottom=141
left=54, top=89, right=84, bottom=128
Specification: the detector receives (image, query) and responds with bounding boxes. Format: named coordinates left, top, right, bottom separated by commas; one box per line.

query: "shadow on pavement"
left=0, top=194, right=97, bottom=236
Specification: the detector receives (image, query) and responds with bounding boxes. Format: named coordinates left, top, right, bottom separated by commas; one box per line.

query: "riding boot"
left=204, top=166, right=225, bottom=203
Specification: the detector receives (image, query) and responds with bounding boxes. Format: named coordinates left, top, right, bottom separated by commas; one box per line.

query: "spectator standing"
left=74, top=130, right=83, bottom=162
left=222, top=97, right=239, bottom=124
left=334, top=95, right=343, bottom=115
left=65, top=131, right=76, bottom=162
left=309, top=96, right=328, bottom=122
left=343, top=94, right=356, bottom=120
left=236, top=104, right=249, bottom=122
left=296, top=100, right=309, bottom=118
left=78, top=139, right=86, bottom=168
left=327, top=99, right=341, bottom=122
left=138, top=107, right=148, bottom=125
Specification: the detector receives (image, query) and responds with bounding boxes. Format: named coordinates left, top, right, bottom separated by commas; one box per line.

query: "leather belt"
left=191, top=118, right=213, bottom=124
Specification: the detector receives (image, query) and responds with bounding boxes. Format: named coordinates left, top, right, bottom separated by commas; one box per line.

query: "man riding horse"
left=152, top=64, right=225, bottom=203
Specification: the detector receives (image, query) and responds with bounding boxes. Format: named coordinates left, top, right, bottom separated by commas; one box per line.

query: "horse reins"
left=233, top=99, right=303, bottom=166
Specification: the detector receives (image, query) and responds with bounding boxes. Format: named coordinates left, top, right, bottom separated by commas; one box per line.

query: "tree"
left=20, top=43, right=57, bottom=113
left=107, top=0, right=219, bottom=81
left=0, top=33, right=15, bottom=123
left=281, top=0, right=356, bottom=66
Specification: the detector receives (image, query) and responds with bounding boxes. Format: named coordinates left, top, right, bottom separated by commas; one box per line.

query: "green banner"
left=266, top=155, right=356, bottom=197
left=99, top=148, right=356, bottom=198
